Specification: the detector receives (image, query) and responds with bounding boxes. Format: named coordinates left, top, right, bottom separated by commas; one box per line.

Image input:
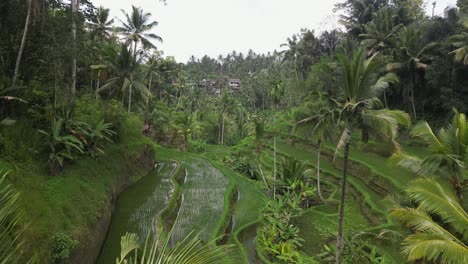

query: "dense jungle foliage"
left=1, top=0, right=468, bottom=263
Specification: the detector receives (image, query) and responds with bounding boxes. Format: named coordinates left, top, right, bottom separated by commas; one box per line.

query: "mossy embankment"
left=0, top=116, right=157, bottom=263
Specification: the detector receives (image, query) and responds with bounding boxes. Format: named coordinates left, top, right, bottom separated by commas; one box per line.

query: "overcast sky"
left=91, top=0, right=457, bottom=63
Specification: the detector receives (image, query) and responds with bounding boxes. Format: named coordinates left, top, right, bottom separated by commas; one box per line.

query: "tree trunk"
left=362, top=129, right=369, bottom=143
left=70, top=0, right=80, bottom=108
left=383, top=88, right=388, bottom=108
left=218, top=120, right=221, bottom=145
left=12, top=0, right=33, bottom=88
left=258, top=164, right=269, bottom=190
left=128, top=76, right=133, bottom=112
left=273, top=108, right=277, bottom=200
left=409, top=72, right=417, bottom=119
left=335, top=142, right=350, bottom=264
left=148, top=73, right=153, bottom=93
left=317, top=140, right=324, bottom=202
left=96, top=70, right=101, bottom=99
left=54, top=67, right=58, bottom=120
left=133, top=40, right=138, bottom=59
left=221, top=115, right=225, bottom=144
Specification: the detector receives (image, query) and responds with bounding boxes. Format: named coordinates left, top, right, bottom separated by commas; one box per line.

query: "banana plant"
left=37, top=118, right=84, bottom=176
left=69, top=119, right=115, bottom=157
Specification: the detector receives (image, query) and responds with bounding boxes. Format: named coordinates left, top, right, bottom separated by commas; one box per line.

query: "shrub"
left=49, top=233, right=79, bottom=264
left=257, top=192, right=304, bottom=263
left=189, top=139, right=207, bottom=153
left=232, top=157, right=258, bottom=180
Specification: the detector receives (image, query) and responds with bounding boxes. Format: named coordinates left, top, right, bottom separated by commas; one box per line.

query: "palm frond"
left=402, top=233, right=468, bottom=264
left=334, top=126, right=351, bottom=160
left=411, top=121, right=443, bottom=151
left=406, top=179, right=468, bottom=239
left=0, top=172, right=32, bottom=264
left=390, top=208, right=460, bottom=242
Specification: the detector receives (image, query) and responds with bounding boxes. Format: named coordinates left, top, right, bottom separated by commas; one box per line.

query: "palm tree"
left=387, top=24, right=437, bottom=119
left=448, top=12, right=468, bottom=64
left=88, top=6, right=114, bottom=42
left=88, top=6, right=114, bottom=94
left=396, top=109, right=468, bottom=200
left=176, top=112, right=201, bottom=151
left=118, top=6, right=163, bottom=58
left=234, top=104, right=248, bottom=140
left=359, top=7, right=403, bottom=56
left=296, top=99, right=336, bottom=202
left=70, top=0, right=80, bottom=107
left=144, top=53, right=162, bottom=94
left=280, top=35, right=299, bottom=80
left=137, top=99, right=170, bottom=139
left=216, top=90, right=235, bottom=145
left=270, top=80, right=285, bottom=200
left=390, top=178, right=468, bottom=264
left=97, top=45, right=151, bottom=112
left=116, top=231, right=235, bottom=264
left=449, top=31, right=468, bottom=64
left=334, top=48, right=410, bottom=264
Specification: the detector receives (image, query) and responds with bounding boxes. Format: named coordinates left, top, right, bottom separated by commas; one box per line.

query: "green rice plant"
left=98, top=163, right=178, bottom=264
left=170, top=157, right=230, bottom=244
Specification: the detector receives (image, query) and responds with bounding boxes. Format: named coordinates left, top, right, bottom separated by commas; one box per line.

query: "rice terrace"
left=0, top=0, right=467, bottom=263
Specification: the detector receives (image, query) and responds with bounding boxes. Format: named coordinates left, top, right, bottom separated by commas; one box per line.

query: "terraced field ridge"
left=97, top=162, right=178, bottom=264
left=170, top=156, right=230, bottom=244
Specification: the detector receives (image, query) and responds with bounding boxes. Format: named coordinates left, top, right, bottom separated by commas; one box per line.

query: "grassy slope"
left=0, top=116, right=155, bottom=262
left=235, top=135, right=411, bottom=262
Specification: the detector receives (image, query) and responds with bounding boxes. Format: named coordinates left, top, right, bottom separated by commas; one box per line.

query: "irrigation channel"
left=97, top=156, right=261, bottom=264
left=97, top=162, right=177, bottom=263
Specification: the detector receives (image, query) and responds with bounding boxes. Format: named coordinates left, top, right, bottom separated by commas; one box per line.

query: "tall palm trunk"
left=221, top=115, right=225, bottom=144
left=383, top=89, right=388, bottom=108
left=96, top=70, right=101, bottom=99
left=409, top=72, right=417, bottom=119
left=128, top=75, right=133, bottom=112
left=273, top=108, right=277, bottom=200
left=335, top=142, right=350, bottom=264
left=317, top=140, right=324, bottom=202
left=148, top=73, right=153, bottom=93
left=70, top=0, right=80, bottom=107
left=133, top=40, right=138, bottom=58
left=12, top=0, right=32, bottom=88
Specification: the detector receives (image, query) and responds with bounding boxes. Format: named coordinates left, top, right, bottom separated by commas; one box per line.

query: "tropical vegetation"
left=1, top=0, right=468, bottom=263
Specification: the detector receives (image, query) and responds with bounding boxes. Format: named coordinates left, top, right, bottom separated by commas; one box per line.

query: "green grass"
left=235, top=136, right=410, bottom=262
left=0, top=115, right=156, bottom=262
left=208, top=156, right=267, bottom=264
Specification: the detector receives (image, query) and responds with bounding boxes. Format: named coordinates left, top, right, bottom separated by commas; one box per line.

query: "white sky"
left=91, top=0, right=457, bottom=62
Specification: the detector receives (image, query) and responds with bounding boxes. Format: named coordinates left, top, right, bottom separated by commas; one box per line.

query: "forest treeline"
left=1, top=0, right=468, bottom=263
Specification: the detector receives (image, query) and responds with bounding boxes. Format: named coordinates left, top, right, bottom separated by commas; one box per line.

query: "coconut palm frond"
left=392, top=152, right=422, bottom=175
left=411, top=121, right=443, bottom=151
left=406, top=179, right=468, bottom=239
left=116, top=231, right=235, bottom=264
left=334, top=126, right=351, bottom=160
left=0, top=172, right=33, bottom=264
left=390, top=208, right=459, bottom=241
left=391, top=177, right=468, bottom=264
left=402, top=233, right=468, bottom=264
